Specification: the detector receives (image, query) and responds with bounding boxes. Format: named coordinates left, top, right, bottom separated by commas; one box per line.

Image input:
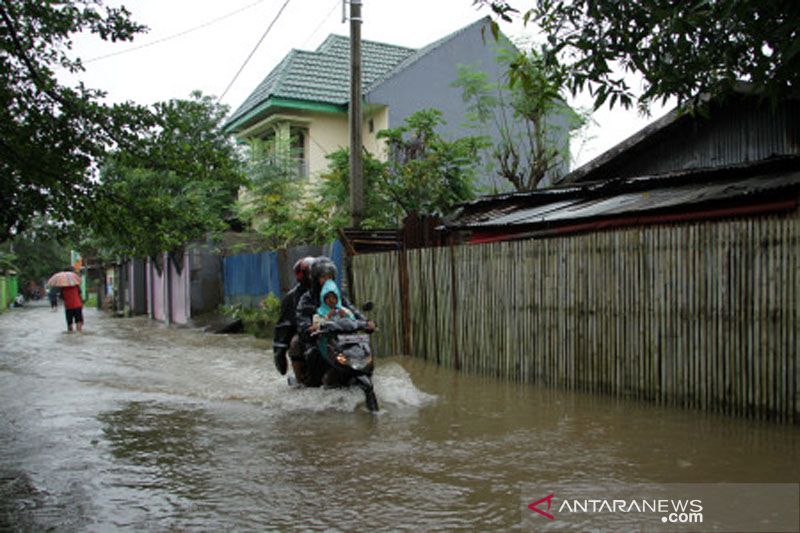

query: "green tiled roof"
left=225, top=35, right=415, bottom=132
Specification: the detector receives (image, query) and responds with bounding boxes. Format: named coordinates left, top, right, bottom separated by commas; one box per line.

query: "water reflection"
left=98, top=401, right=213, bottom=498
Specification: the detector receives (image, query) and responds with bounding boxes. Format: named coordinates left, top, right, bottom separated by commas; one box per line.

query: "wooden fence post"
left=398, top=248, right=411, bottom=355
left=449, top=238, right=460, bottom=371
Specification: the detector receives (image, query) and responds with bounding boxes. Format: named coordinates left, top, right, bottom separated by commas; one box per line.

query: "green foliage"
left=235, top=139, right=305, bottom=248
left=478, top=0, right=800, bottom=110
left=260, top=293, right=281, bottom=322
left=378, top=109, right=485, bottom=216
left=454, top=48, right=586, bottom=190
left=86, top=92, right=244, bottom=258
left=0, top=0, right=150, bottom=242
left=0, top=250, right=18, bottom=273
left=313, top=148, right=399, bottom=232
left=84, top=292, right=98, bottom=308
left=0, top=225, right=70, bottom=285
left=220, top=293, right=281, bottom=337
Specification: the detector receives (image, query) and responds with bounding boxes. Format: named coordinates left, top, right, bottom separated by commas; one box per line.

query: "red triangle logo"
left=528, top=493, right=555, bottom=520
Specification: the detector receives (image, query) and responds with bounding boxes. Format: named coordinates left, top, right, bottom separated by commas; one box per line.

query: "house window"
left=258, top=124, right=308, bottom=179
left=290, top=126, right=308, bottom=179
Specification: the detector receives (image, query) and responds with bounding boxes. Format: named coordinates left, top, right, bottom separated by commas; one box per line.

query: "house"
left=224, top=17, right=570, bottom=191
left=444, top=88, right=800, bottom=241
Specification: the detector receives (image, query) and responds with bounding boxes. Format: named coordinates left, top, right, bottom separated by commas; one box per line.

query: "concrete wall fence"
left=352, top=216, right=800, bottom=423
left=146, top=253, right=191, bottom=325
left=0, top=275, right=19, bottom=311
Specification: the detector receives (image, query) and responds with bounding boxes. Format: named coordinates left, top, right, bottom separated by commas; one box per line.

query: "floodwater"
left=0, top=304, right=797, bottom=531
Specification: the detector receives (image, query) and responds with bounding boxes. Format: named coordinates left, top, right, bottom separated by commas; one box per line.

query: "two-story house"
left=225, top=17, right=564, bottom=192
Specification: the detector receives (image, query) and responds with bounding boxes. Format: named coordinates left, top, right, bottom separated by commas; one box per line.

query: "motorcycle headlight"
left=348, top=355, right=372, bottom=371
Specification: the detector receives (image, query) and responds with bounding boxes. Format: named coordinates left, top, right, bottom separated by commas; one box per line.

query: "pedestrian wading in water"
left=62, top=284, right=84, bottom=333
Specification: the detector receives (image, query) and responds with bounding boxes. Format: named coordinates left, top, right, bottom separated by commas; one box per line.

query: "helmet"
left=293, top=256, right=314, bottom=286
left=310, top=256, right=337, bottom=287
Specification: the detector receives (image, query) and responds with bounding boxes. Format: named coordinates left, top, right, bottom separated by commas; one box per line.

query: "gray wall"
left=129, top=259, right=147, bottom=315
left=366, top=18, right=574, bottom=192
left=190, top=242, right=223, bottom=316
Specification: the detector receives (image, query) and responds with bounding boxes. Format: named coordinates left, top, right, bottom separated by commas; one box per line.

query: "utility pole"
left=347, top=0, right=364, bottom=228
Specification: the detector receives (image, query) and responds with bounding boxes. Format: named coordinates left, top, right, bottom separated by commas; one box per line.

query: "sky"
left=62, top=0, right=674, bottom=169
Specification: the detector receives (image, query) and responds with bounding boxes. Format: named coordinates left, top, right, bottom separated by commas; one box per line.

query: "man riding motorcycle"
left=272, top=256, right=314, bottom=382
left=295, top=256, right=374, bottom=387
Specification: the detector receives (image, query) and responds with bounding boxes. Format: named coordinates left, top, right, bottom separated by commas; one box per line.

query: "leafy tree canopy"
left=477, top=0, right=800, bottom=110
left=378, top=109, right=485, bottom=216
left=236, top=138, right=306, bottom=249
left=0, top=223, right=70, bottom=287
left=455, top=47, right=587, bottom=190
left=86, top=92, right=244, bottom=258
left=314, top=148, right=400, bottom=232
left=0, top=0, right=151, bottom=243
left=315, top=109, right=484, bottom=236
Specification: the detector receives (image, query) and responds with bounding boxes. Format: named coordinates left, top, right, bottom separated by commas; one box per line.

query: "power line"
left=84, top=0, right=267, bottom=64
left=301, top=0, right=340, bottom=48
left=220, top=0, right=292, bottom=102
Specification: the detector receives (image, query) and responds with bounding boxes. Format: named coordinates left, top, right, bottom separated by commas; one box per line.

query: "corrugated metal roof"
left=448, top=163, right=800, bottom=230
left=559, top=87, right=800, bottom=185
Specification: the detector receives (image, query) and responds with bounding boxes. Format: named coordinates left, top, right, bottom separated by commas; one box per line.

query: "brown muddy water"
left=0, top=304, right=797, bottom=531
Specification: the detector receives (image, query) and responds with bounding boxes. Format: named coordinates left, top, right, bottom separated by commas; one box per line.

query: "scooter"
left=313, top=315, right=379, bottom=412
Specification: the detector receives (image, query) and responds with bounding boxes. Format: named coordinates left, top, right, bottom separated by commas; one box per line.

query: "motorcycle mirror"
left=362, top=301, right=374, bottom=312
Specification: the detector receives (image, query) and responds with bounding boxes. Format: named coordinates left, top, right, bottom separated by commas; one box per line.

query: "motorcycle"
left=308, top=310, right=379, bottom=412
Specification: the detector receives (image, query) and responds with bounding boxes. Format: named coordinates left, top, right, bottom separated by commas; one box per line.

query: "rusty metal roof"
left=447, top=158, right=800, bottom=231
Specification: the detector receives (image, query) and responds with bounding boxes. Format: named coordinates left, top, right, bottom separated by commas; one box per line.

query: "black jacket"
left=272, top=284, right=307, bottom=358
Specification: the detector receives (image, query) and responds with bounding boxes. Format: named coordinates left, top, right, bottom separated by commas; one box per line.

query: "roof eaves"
left=446, top=156, right=800, bottom=228
left=557, top=82, right=776, bottom=185
left=224, top=96, right=346, bottom=134
left=224, top=50, right=298, bottom=130
left=558, top=106, right=686, bottom=185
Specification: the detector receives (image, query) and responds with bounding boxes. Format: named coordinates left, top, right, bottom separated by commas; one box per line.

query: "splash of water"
left=259, top=362, right=437, bottom=413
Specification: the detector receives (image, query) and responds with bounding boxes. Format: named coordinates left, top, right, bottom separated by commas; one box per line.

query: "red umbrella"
left=47, top=271, right=81, bottom=288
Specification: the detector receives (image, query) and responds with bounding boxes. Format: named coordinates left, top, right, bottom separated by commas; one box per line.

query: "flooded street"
left=1, top=304, right=798, bottom=531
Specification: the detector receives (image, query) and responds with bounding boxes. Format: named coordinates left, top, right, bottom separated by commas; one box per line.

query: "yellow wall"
left=304, top=112, right=348, bottom=180
left=362, top=107, right=389, bottom=161
left=237, top=105, right=390, bottom=186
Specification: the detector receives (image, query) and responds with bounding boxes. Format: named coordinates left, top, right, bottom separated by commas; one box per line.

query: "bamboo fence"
left=353, top=216, right=800, bottom=423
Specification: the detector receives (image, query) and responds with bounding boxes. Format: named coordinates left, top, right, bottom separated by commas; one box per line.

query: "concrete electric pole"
left=347, top=0, right=364, bottom=229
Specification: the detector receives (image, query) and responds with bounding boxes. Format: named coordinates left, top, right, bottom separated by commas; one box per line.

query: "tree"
left=477, top=0, right=800, bottom=110
left=0, top=225, right=70, bottom=287
left=0, top=0, right=150, bottom=242
left=455, top=48, right=586, bottom=190
left=237, top=141, right=392, bottom=246
left=87, top=92, right=244, bottom=258
left=377, top=109, right=486, bottom=217
left=312, top=148, right=399, bottom=233
left=236, top=138, right=306, bottom=248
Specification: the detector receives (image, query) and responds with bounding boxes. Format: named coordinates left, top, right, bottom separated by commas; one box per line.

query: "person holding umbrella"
left=48, top=267, right=84, bottom=333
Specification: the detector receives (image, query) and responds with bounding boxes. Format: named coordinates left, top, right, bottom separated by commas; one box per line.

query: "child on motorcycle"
left=313, top=279, right=354, bottom=359
left=315, top=279, right=354, bottom=322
